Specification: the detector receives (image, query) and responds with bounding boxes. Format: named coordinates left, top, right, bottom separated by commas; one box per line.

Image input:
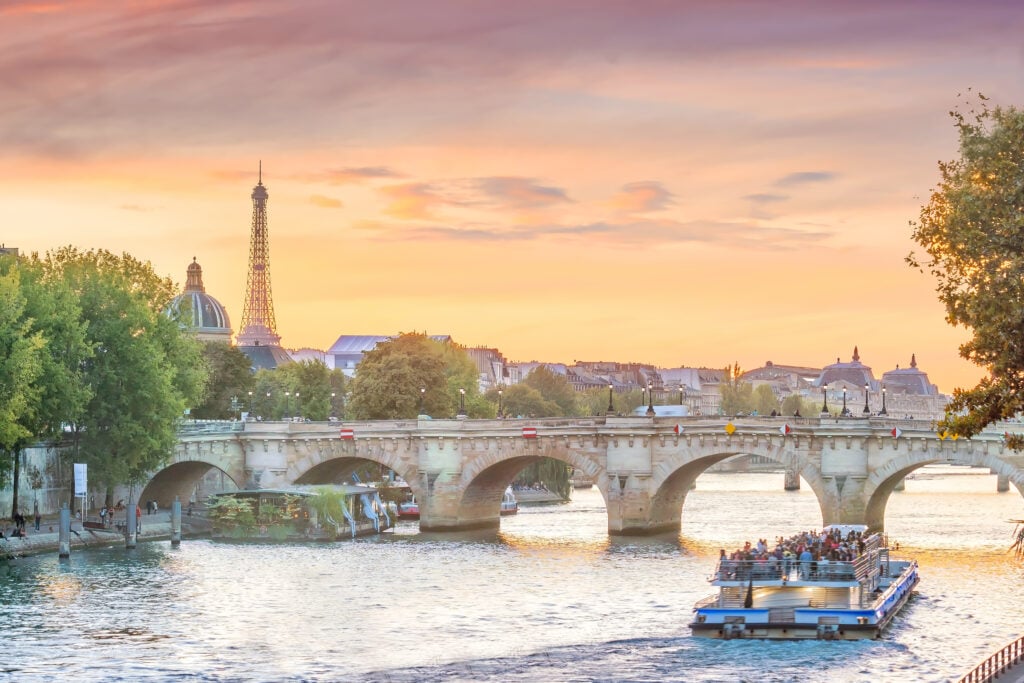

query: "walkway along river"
left=1, top=469, right=1022, bottom=682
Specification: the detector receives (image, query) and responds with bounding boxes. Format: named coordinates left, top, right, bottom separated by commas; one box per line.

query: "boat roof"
left=213, top=484, right=380, bottom=497
left=823, top=524, right=869, bottom=535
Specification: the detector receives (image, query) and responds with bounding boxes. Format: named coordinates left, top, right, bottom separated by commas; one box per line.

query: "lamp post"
left=330, top=392, right=336, bottom=418
left=678, top=386, right=684, bottom=405
left=607, top=383, right=614, bottom=415
left=497, top=387, right=503, bottom=418
left=285, top=391, right=291, bottom=419
left=419, top=387, right=426, bottom=416
left=863, top=383, right=870, bottom=415
left=457, top=388, right=467, bottom=417
left=646, top=381, right=655, bottom=416
left=841, top=387, right=849, bottom=416
left=821, top=383, right=829, bottom=415
left=295, top=392, right=300, bottom=419
left=265, top=391, right=271, bottom=419
left=880, top=385, right=888, bottom=416
left=248, top=390, right=253, bottom=415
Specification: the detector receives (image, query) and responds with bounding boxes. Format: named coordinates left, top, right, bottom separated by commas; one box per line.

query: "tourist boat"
left=690, top=525, right=919, bottom=640
left=500, top=486, right=518, bottom=515
left=209, top=484, right=392, bottom=541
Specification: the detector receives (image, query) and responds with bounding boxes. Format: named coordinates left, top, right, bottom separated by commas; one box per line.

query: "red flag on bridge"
left=891, top=427, right=902, bottom=439
left=673, top=424, right=683, bottom=435
left=779, top=424, right=791, bottom=436
left=339, top=428, right=355, bottom=440
left=522, top=427, right=537, bottom=439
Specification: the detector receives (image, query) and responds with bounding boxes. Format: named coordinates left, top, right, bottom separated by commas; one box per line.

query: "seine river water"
left=3, top=468, right=1023, bottom=682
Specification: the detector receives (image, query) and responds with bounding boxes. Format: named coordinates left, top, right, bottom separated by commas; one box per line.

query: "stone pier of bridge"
left=159, top=417, right=1024, bottom=536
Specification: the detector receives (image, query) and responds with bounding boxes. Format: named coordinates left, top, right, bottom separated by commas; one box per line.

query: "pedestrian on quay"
left=33, top=501, right=40, bottom=532
left=135, top=504, right=142, bottom=532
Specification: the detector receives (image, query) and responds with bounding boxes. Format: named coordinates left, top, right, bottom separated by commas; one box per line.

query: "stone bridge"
left=142, top=416, right=1024, bottom=536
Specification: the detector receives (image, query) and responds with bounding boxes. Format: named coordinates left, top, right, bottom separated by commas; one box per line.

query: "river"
left=2, top=468, right=1022, bottom=682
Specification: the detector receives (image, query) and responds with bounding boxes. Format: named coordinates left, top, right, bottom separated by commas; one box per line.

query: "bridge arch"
left=141, top=460, right=242, bottom=509
left=429, top=444, right=608, bottom=532
left=287, top=446, right=423, bottom=501
left=647, top=447, right=830, bottom=535
left=863, top=445, right=1024, bottom=531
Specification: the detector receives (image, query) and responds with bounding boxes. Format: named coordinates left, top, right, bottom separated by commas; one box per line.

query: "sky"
left=3, top=0, right=1024, bottom=393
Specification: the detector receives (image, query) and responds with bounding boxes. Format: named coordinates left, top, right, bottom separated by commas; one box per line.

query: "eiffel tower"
left=237, top=162, right=281, bottom=347
left=235, top=164, right=291, bottom=371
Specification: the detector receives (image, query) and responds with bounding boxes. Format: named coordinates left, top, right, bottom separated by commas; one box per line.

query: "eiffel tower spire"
left=236, top=163, right=281, bottom=346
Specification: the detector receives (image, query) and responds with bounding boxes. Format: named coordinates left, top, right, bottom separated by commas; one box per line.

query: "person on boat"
left=798, top=547, right=813, bottom=579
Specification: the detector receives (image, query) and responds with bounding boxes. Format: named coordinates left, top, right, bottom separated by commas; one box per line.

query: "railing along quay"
left=959, top=635, right=1024, bottom=683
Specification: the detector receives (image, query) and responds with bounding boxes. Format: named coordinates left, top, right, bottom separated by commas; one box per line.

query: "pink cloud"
left=608, top=182, right=674, bottom=213
left=380, top=183, right=446, bottom=220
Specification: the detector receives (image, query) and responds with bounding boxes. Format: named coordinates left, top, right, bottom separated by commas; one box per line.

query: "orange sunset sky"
left=4, top=0, right=1024, bottom=393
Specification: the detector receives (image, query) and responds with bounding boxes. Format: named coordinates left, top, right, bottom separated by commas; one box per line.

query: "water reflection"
left=0, top=471, right=1021, bottom=682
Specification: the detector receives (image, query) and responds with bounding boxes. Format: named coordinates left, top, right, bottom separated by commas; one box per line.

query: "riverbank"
left=0, top=510, right=211, bottom=560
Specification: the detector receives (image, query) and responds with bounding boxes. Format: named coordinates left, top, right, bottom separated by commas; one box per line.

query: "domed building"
left=881, top=354, right=939, bottom=396
left=813, top=347, right=879, bottom=391
left=168, top=258, right=233, bottom=343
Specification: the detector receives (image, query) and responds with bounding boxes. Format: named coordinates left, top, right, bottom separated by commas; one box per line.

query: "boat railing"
left=694, top=594, right=719, bottom=609
left=958, top=635, right=1024, bottom=683
left=714, top=535, right=885, bottom=584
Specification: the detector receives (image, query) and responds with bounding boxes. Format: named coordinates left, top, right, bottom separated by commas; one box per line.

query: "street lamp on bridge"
left=458, top=388, right=467, bottom=417
left=880, top=385, right=888, bottom=416
left=841, top=387, right=850, bottom=416
left=248, top=391, right=253, bottom=415
left=330, top=392, right=336, bottom=419
left=821, top=383, right=829, bottom=415
left=284, top=391, right=291, bottom=419
left=419, top=387, right=426, bottom=416
left=295, top=392, right=301, bottom=419
left=607, top=383, right=614, bottom=415
left=646, top=381, right=655, bottom=416
left=863, top=383, right=870, bottom=415
left=497, top=387, right=503, bottom=418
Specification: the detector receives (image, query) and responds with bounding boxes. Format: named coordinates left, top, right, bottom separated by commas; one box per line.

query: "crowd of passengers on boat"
left=717, top=527, right=874, bottom=582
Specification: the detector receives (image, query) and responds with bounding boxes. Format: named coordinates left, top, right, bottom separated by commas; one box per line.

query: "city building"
left=167, top=258, right=232, bottom=343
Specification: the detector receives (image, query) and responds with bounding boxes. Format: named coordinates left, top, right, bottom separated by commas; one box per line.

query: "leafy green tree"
left=0, top=267, right=46, bottom=500
left=522, top=365, right=579, bottom=416
left=909, top=96, right=1024, bottom=446
left=495, top=384, right=559, bottom=418
left=347, top=333, right=448, bottom=419
left=42, top=247, right=206, bottom=499
left=192, top=342, right=254, bottom=419
left=780, top=394, right=819, bottom=417
left=0, top=256, right=92, bottom=515
left=752, top=384, right=780, bottom=416
left=272, top=360, right=339, bottom=421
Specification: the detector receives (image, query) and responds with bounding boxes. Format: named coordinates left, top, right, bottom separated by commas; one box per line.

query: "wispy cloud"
left=474, top=177, right=571, bottom=210
left=309, top=194, right=343, bottom=209
left=297, top=167, right=403, bottom=185
left=774, top=171, right=837, bottom=187
left=368, top=217, right=833, bottom=250
left=743, top=193, right=788, bottom=204
left=380, top=182, right=448, bottom=220
left=609, top=181, right=674, bottom=213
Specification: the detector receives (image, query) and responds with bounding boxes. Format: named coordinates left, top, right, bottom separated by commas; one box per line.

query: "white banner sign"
left=73, top=463, right=87, bottom=496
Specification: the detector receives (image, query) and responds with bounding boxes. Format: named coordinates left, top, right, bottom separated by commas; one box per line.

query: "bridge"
left=143, top=416, right=1024, bottom=536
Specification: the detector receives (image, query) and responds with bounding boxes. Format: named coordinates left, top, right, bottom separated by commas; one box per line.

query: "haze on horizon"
left=4, top=0, right=1024, bottom=393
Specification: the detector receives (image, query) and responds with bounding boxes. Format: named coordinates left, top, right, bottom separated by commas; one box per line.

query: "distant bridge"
left=142, top=416, right=1024, bottom=536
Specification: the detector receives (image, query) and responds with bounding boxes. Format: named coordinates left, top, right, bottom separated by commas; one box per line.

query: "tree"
left=0, top=256, right=92, bottom=515
left=347, top=333, right=448, bottom=419
left=780, top=394, right=819, bottom=417
left=274, top=359, right=336, bottom=421
left=909, top=96, right=1024, bottom=446
left=522, top=365, right=579, bottom=416
left=752, top=384, right=780, bottom=416
left=720, top=364, right=754, bottom=416
left=192, top=342, right=254, bottom=419
left=41, top=247, right=207, bottom=498
left=493, top=384, right=559, bottom=418
left=0, top=266, right=47, bottom=506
